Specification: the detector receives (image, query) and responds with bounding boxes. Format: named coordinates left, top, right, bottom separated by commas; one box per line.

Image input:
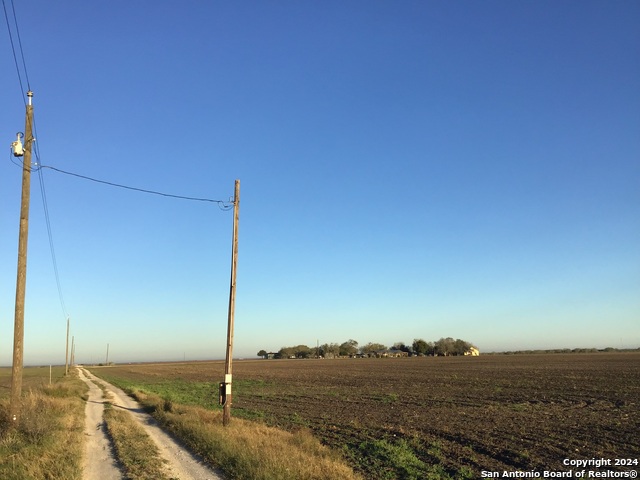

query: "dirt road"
left=78, top=367, right=223, bottom=480
left=78, top=367, right=122, bottom=480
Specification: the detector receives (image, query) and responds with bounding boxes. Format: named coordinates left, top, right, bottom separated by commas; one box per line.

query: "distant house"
left=464, top=347, right=480, bottom=356
left=364, top=348, right=409, bottom=358
left=387, top=348, right=409, bottom=358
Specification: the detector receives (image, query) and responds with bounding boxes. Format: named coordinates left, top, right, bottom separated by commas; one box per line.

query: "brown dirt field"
left=93, top=353, right=640, bottom=478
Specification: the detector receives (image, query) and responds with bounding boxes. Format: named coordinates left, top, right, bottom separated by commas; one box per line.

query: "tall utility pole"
left=65, top=317, right=70, bottom=375
left=223, top=179, right=240, bottom=426
left=10, top=91, right=34, bottom=423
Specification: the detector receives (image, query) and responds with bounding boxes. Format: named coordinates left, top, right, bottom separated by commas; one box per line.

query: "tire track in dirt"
left=77, top=367, right=123, bottom=480
left=79, top=367, right=224, bottom=480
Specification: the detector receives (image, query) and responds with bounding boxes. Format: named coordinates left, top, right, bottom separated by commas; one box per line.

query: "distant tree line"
left=257, top=337, right=477, bottom=359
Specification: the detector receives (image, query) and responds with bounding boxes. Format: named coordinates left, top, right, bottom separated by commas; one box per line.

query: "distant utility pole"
left=65, top=317, right=70, bottom=375
left=223, top=179, right=240, bottom=427
left=9, top=91, right=34, bottom=423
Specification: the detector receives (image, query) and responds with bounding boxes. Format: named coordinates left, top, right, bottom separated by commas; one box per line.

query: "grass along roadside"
left=0, top=369, right=86, bottom=480
left=103, top=402, right=174, bottom=480
left=105, top=384, right=362, bottom=480
left=93, top=377, right=174, bottom=480
left=138, top=389, right=361, bottom=480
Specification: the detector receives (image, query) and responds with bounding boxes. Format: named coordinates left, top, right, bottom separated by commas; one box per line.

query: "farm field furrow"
left=90, top=353, right=640, bottom=479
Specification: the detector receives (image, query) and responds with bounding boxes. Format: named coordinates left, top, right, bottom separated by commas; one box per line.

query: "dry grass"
left=91, top=373, right=172, bottom=479
left=132, top=389, right=362, bottom=480
left=0, top=373, right=86, bottom=480
left=103, top=402, right=173, bottom=480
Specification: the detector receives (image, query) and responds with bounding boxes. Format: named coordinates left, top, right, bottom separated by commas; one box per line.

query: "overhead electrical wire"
left=35, top=164, right=234, bottom=210
left=37, top=160, right=68, bottom=319
left=1, top=0, right=28, bottom=102
left=6, top=0, right=43, bottom=167
left=8, top=0, right=29, bottom=91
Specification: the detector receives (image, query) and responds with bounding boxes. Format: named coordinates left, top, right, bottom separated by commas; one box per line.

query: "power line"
left=9, top=0, right=30, bottom=91
left=36, top=164, right=234, bottom=209
left=37, top=163, right=68, bottom=319
left=2, top=0, right=43, bottom=167
left=1, top=0, right=25, bottom=101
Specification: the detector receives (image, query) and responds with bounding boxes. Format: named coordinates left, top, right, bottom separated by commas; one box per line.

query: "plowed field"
left=91, top=353, right=640, bottom=479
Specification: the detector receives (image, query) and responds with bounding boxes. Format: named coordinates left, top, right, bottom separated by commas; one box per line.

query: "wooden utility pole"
left=65, top=317, right=70, bottom=375
left=223, top=179, right=240, bottom=426
left=10, top=91, right=34, bottom=423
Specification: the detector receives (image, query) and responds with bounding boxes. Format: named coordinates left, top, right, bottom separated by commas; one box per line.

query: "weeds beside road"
left=0, top=367, right=86, bottom=480
left=111, top=386, right=361, bottom=480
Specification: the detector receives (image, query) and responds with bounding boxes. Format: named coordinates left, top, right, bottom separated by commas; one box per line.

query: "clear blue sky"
left=1, top=1, right=638, bottom=365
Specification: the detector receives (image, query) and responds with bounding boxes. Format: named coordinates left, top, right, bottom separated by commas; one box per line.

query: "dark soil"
left=230, top=353, right=640, bottom=478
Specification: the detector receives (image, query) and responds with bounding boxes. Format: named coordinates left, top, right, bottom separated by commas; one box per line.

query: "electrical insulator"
left=11, top=132, right=24, bottom=157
